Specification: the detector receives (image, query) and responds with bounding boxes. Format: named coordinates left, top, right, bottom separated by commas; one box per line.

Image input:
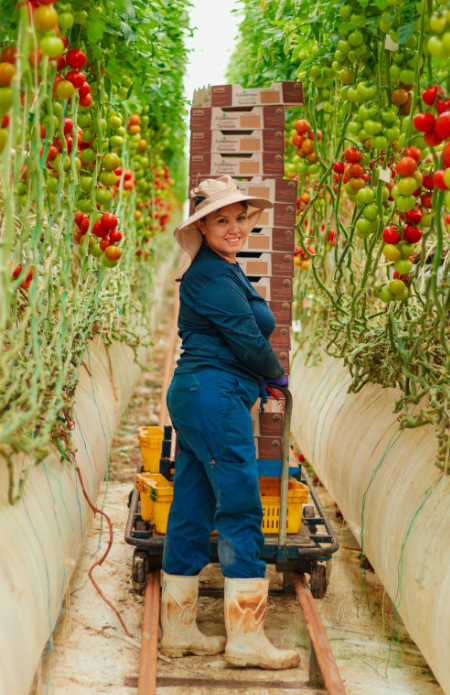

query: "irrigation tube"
left=0, top=259, right=174, bottom=695
left=290, top=342, right=450, bottom=694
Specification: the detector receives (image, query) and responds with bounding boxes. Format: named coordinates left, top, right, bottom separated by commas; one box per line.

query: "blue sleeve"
left=194, top=273, right=284, bottom=379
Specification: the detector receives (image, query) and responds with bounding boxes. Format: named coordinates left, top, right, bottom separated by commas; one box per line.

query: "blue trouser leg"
left=162, top=368, right=266, bottom=579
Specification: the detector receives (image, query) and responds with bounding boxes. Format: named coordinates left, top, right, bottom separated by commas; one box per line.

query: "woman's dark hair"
left=199, top=200, right=248, bottom=223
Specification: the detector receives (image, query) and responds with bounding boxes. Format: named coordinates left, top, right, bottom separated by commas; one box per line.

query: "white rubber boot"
left=160, top=574, right=226, bottom=657
left=224, top=578, right=300, bottom=669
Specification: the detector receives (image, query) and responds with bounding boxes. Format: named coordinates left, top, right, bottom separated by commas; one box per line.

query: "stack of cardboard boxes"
left=188, top=82, right=304, bottom=477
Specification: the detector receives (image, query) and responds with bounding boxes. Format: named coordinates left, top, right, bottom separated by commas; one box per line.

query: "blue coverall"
left=163, top=243, right=284, bottom=578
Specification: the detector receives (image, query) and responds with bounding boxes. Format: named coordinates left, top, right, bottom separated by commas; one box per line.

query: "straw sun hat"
left=174, top=175, right=273, bottom=280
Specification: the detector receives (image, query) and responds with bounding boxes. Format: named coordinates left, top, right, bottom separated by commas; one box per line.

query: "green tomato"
left=356, top=218, right=372, bottom=237
left=81, top=148, right=96, bottom=164
left=74, top=9, right=88, bottom=24
left=381, top=108, right=397, bottom=124
left=77, top=198, right=92, bottom=213
left=381, top=186, right=390, bottom=202
left=385, top=126, right=400, bottom=142
left=393, top=258, right=413, bottom=274
left=80, top=176, right=93, bottom=193
left=118, top=86, right=128, bottom=98
left=396, top=194, right=416, bottom=212
left=116, top=127, right=126, bottom=138
left=92, top=118, right=107, bottom=135
left=109, top=135, right=124, bottom=148
left=337, top=40, right=351, bottom=53
left=47, top=177, right=59, bottom=194
left=339, top=69, right=354, bottom=84
left=99, top=171, right=118, bottom=187
left=351, top=13, right=366, bottom=27
left=389, top=279, right=406, bottom=295
left=81, top=128, right=94, bottom=143
left=379, top=17, right=392, bottom=33
left=96, top=188, right=112, bottom=204
left=383, top=244, right=401, bottom=261
left=397, top=177, right=417, bottom=196
left=78, top=113, right=92, bottom=127
left=400, top=69, right=415, bottom=84
left=378, top=287, right=394, bottom=302
left=363, top=203, right=378, bottom=221
left=108, top=115, right=123, bottom=130
left=399, top=242, right=415, bottom=257
left=395, top=289, right=409, bottom=301
left=59, top=12, right=74, bottom=29
left=340, top=5, right=352, bottom=19
left=347, top=87, right=360, bottom=103
left=364, top=120, right=382, bottom=135
left=359, top=104, right=370, bottom=121
left=89, top=244, right=104, bottom=257
left=348, top=29, right=363, bottom=46
left=40, top=36, right=64, bottom=58
left=419, top=212, right=432, bottom=227
left=102, top=256, right=119, bottom=268
left=0, top=87, right=13, bottom=115
left=371, top=135, right=388, bottom=150
left=356, top=187, right=375, bottom=205
left=103, top=152, right=121, bottom=171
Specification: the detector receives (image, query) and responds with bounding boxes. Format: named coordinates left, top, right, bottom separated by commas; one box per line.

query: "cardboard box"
left=192, top=82, right=304, bottom=108
left=242, top=227, right=295, bottom=253
left=250, top=277, right=293, bottom=301
left=188, top=177, right=298, bottom=204
left=252, top=411, right=284, bottom=437
left=189, top=152, right=284, bottom=178
left=190, top=106, right=286, bottom=131
left=255, top=436, right=283, bottom=460
left=236, top=252, right=294, bottom=278
left=270, top=326, right=291, bottom=351
left=269, top=301, right=292, bottom=326
left=274, top=349, right=290, bottom=375
left=190, top=129, right=285, bottom=154
left=188, top=201, right=296, bottom=230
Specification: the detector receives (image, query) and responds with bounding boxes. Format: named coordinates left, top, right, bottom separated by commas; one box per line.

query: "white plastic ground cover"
left=290, top=344, right=450, bottom=694
left=0, top=260, right=172, bottom=695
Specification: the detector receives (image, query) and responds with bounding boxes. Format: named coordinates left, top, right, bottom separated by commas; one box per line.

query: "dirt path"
left=38, top=282, right=443, bottom=695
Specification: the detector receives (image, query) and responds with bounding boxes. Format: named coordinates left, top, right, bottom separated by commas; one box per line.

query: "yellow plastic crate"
left=259, top=477, right=309, bottom=534
left=138, top=426, right=164, bottom=473
left=136, top=473, right=308, bottom=536
left=137, top=473, right=173, bottom=533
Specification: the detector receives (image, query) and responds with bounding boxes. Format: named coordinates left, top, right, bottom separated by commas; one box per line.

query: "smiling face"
left=196, top=202, right=250, bottom=263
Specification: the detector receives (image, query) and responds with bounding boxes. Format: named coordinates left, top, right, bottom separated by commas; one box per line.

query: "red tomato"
left=349, top=163, right=364, bottom=178
left=99, top=236, right=111, bottom=251
left=101, top=213, right=118, bottom=231
left=79, top=94, right=92, bottom=108
left=114, top=166, right=123, bottom=177
left=67, top=70, right=85, bottom=88
left=80, top=218, right=90, bottom=234
left=333, top=161, right=345, bottom=174
left=436, top=98, right=450, bottom=114
left=78, top=82, right=90, bottom=98
left=29, top=49, right=44, bottom=66
left=405, top=208, right=422, bottom=224
left=413, top=112, right=436, bottom=133
left=294, top=119, right=310, bottom=134
left=344, top=146, right=361, bottom=163
left=63, top=118, right=73, bottom=135
left=396, top=157, right=417, bottom=177
left=435, top=111, right=450, bottom=140
left=93, top=220, right=108, bottom=238
left=422, top=174, right=435, bottom=190
left=422, top=193, right=433, bottom=208
left=75, top=212, right=88, bottom=228
left=403, top=226, right=423, bottom=243
left=308, top=128, right=322, bottom=141
left=12, top=265, right=22, bottom=277
left=66, top=49, right=86, bottom=69
left=424, top=131, right=443, bottom=147
left=443, top=143, right=450, bottom=168
left=51, top=74, right=64, bottom=95
left=51, top=55, right=66, bottom=72
left=104, top=245, right=122, bottom=261
left=382, top=225, right=401, bottom=244
left=123, top=169, right=133, bottom=181
left=433, top=169, right=448, bottom=190
left=405, top=146, right=421, bottom=163
left=47, top=144, right=58, bottom=160
left=1, top=47, right=17, bottom=64
left=109, top=229, right=122, bottom=243
left=422, top=85, right=438, bottom=106
left=1, top=115, right=10, bottom=128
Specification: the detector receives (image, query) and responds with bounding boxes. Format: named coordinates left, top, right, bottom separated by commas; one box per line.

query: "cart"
left=125, top=386, right=339, bottom=598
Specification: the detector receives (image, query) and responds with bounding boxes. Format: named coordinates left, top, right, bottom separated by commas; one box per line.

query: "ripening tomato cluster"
left=378, top=217, right=423, bottom=303
left=74, top=212, right=122, bottom=267
left=333, top=146, right=367, bottom=197
left=294, top=241, right=316, bottom=270
left=412, top=87, right=450, bottom=198
left=292, top=118, right=322, bottom=165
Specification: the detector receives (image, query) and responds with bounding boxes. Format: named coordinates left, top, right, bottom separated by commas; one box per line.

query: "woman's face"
left=196, top=202, right=250, bottom=262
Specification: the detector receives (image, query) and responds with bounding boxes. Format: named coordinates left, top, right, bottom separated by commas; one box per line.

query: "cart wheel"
left=132, top=550, right=149, bottom=594
left=310, top=563, right=327, bottom=599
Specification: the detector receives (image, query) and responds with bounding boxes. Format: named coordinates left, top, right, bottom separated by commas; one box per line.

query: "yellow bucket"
left=136, top=472, right=308, bottom=536
left=138, top=426, right=164, bottom=473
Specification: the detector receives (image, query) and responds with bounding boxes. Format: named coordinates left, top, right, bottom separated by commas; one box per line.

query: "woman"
left=160, top=175, right=299, bottom=670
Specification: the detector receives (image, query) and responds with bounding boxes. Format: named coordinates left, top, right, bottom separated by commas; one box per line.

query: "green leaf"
left=86, top=13, right=105, bottom=43
left=398, top=22, right=416, bottom=45
left=373, top=0, right=388, bottom=9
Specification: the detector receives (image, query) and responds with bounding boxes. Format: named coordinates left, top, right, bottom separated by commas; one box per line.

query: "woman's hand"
left=263, top=373, right=289, bottom=390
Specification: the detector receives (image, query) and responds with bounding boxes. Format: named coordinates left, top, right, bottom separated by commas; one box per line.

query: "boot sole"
left=161, top=647, right=225, bottom=658
left=225, top=653, right=300, bottom=670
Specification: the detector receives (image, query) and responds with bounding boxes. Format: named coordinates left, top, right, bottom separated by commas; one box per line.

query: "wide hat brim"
left=174, top=191, right=273, bottom=280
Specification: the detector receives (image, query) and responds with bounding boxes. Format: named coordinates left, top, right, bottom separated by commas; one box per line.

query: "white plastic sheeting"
left=0, top=261, right=171, bottom=695
left=290, top=346, right=450, bottom=694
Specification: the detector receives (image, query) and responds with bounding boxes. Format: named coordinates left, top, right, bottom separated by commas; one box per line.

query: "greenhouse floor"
left=37, top=287, right=443, bottom=695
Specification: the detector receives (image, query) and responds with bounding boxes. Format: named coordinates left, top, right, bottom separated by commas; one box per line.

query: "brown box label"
left=282, top=81, right=304, bottom=105
left=270, top=277, right=293, bottom=301
left=189, top=153, right=211, bottom=175
left=239, top=160, right=261, bottom=175
left=262, top=152, right=284, bottom=176
left=274, top=178, right=298, bottom=203
left=239, top=137, right=262, bottom=151
left=262, top=129, right=285, bottom=153
left=259, top=412, right=284, bottom=437
left=269, top=301, right=292, bottom=325
left=273, top=203, right=296, bottom=228
left=211, top=84, right=233, bottom=107
left=257, top=436, right=282, bottom=460
left=274, top=349, right=290, bottom=375
left=271, top=252, right=294, bottom=277
left=190, top=107, right=212, bottom=130
left=270, top=326, right=291, bottom=350
left=190, top=130, right=212, bottom=153
left=263, top=106, right=285, bottom=129
left=241, top=114, right=262, bottom=128
left=260, top=90, right=282, bottom=104
left=248, top=185, right=271, bottom=200
left=246, top=260, right=268, bottom=275
left=272, top=228, right=295, bottom=252
left=247, top=235, right=271, bottom=251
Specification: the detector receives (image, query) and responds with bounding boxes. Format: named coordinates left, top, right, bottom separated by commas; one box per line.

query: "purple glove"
left=264, top=373, right=289, bottom=390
